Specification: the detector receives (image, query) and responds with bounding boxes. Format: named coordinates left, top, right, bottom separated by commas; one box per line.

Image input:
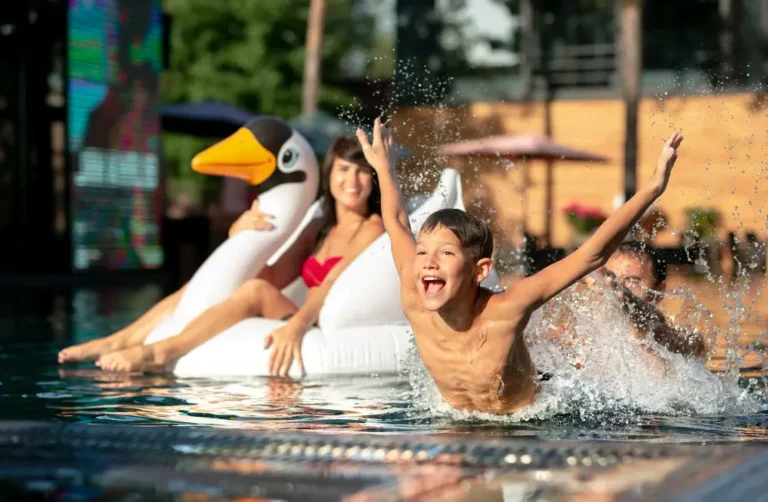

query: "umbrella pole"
left=543, top=95, right=555, bottom=248
left=620, top=0, right=642, bottom=201
left=521, top=163, right=529, bottom=238
left=540, top=9, right=556, bottom=248
left=302, top=0, right=327, bottom=116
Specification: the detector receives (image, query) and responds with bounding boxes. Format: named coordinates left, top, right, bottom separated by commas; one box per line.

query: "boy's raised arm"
left=507, top=131, right=684, bottom=313
left=356, top=118, right=416, bottom=276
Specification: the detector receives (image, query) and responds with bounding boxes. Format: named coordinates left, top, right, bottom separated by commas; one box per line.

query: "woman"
left=59, top=137, right=384, bottom=376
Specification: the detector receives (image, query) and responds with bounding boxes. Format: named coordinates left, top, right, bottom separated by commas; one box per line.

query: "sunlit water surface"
left=1, top=285, right=767, bottom=444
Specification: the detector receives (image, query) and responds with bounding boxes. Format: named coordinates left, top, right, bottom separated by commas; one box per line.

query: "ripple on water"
left=0, top=285, right=766, bottom=442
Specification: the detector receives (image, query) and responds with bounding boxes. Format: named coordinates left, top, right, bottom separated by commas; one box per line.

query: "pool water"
left=1, top=285, right=768, bottom=444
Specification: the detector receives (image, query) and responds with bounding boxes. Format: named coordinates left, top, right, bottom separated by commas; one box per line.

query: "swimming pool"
left=2, top=284, right=768, bottom=499
left=3, top=339, right=768, bottom=442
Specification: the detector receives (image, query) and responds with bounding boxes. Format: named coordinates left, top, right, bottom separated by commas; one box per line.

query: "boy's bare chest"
left=413, top=323, right=513, bottom=392
left=408, top=312, right=537, bottom=412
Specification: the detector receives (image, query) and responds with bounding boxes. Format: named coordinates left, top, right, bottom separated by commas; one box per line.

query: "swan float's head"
left=191, top=116, right=318, bottom=200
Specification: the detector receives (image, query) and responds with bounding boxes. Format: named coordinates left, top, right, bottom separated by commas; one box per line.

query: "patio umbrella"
left=160, top=101, right=257, bottom=138
left=436, top=133, right=609, bottom=162
left=436, top=133, right=609, bottom=245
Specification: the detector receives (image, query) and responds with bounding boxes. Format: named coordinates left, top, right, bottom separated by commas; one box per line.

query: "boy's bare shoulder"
left=477, top=286, right=497, bottom=305
left=482, top=285, right=528, bottom=322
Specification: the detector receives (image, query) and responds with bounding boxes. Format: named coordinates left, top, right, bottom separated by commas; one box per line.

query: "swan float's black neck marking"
left=245, top=117, right=307, bottom=195
left=245, top=117, right=292, bottom=157
left=256, top=169, right=306, bottom=195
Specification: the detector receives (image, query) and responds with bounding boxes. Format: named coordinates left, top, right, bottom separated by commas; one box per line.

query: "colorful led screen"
left=68, top=0, right=163, bottom=270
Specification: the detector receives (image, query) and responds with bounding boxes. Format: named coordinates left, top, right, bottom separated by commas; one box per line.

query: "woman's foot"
left=95, top=346, right=169, bottom=373
left=58, top=337, right=125, bottom=364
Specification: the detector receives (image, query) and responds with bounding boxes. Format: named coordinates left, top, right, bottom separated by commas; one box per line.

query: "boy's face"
left=414, top=226, right=487, bottom=312
left=604, top=253, right=662, bottom=303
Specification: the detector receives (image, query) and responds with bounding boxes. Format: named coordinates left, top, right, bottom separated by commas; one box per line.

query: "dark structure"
left=0, top=0, right=170, bottom=283
left=394, top=0, right=768, bottom=102
left=0, top=0, right=68, bottom=275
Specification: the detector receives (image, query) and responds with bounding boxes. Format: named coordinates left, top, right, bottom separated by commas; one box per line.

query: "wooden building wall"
left=392, top=93, right=768, bottom=249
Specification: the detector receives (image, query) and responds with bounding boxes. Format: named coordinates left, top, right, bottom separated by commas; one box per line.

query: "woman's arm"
left=265, top=216, right=385, bottom=376
left=228, top=199, right=275, bottom=238
left=291, top=216, right=385, bottom=329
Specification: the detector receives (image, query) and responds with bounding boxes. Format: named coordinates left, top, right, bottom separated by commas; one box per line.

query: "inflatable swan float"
left=145, top=117, right=500, bottom=377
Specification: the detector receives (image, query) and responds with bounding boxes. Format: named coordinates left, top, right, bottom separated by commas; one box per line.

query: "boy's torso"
left=403, top=290, right=538, bottom=414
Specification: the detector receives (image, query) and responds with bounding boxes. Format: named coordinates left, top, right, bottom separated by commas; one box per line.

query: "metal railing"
left=531, top=42, right=618, bottom=87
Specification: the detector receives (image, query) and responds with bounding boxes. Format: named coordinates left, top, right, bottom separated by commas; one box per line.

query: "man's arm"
left=618, top=291, right=708, bottom=359
left=505, top=131, right=684, bottom=314
left=654, top=325, right=708, bottom=360
left=356, top=118, right=416, bottom=277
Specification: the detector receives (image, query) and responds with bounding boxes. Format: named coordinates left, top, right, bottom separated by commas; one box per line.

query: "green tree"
left=161, top=0, right=376, bottom=202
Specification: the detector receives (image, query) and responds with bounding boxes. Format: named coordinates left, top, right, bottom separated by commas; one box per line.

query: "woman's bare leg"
left=58, top=285, right=187, bottom=363
left=96, top=279, right=296, bottom=372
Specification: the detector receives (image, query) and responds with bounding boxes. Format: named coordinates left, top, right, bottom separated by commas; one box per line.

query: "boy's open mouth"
left=421, top=276, right=446, bottom=297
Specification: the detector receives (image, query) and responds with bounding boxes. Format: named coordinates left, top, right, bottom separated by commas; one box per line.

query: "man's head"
left=604, top=241, right=666, bottom=303
left=415, top=209, right=494, bottom=311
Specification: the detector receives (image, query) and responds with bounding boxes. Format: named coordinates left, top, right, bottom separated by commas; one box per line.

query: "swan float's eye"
left=281, top=148, right=300, bottom=170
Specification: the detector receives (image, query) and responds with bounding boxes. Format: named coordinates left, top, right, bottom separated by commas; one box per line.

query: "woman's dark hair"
left=315, top=136, right=382, bottom=250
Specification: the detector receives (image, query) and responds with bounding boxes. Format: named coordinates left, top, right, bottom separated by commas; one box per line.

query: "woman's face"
left=329, top=157, right=374, bottom=214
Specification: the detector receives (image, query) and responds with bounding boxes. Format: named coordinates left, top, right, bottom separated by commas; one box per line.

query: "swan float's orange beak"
left=191, top=127, right=276, bottom=185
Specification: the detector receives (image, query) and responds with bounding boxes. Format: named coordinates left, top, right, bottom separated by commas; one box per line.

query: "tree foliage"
left=163, top=0, right=375, bottom=115
left=161, top=0, right=377, bottom=198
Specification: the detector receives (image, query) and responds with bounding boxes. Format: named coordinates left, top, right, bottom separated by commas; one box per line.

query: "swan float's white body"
left=145, top=118, right=499, bottom=377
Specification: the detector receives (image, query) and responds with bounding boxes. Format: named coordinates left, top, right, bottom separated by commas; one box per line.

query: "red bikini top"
left=301, top=256, right=342, bottom=288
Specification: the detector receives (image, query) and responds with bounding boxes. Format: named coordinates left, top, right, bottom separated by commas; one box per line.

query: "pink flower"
left=562, top=203, right=579, bottom=214
left=563, top=202, right=607, bottom=236
left=563, top=202, right=605, bottom=218
left=583, top=207, right=606, bottom=220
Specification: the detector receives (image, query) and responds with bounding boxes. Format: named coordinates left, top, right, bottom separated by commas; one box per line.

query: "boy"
left=356, top=118, right=684, bottom=414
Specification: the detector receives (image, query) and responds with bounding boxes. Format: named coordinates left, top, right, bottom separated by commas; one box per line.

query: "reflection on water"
left=0, top=284, right=768, bottom=443
left=0, top=284, right=165, bottom=345
left=0, top=342, right=766, bottom=443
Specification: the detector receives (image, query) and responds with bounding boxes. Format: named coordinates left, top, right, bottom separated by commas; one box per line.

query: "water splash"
left=333, top=56, right=524, bottom=240
left=403, top=275, right=766, bottom=423
left=341, top=59, right=768, bottom=421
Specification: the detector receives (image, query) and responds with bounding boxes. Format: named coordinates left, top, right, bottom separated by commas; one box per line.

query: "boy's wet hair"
left=421, top=209, right=494, bottom=262
left=613, top=241, right=666, bottom=288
